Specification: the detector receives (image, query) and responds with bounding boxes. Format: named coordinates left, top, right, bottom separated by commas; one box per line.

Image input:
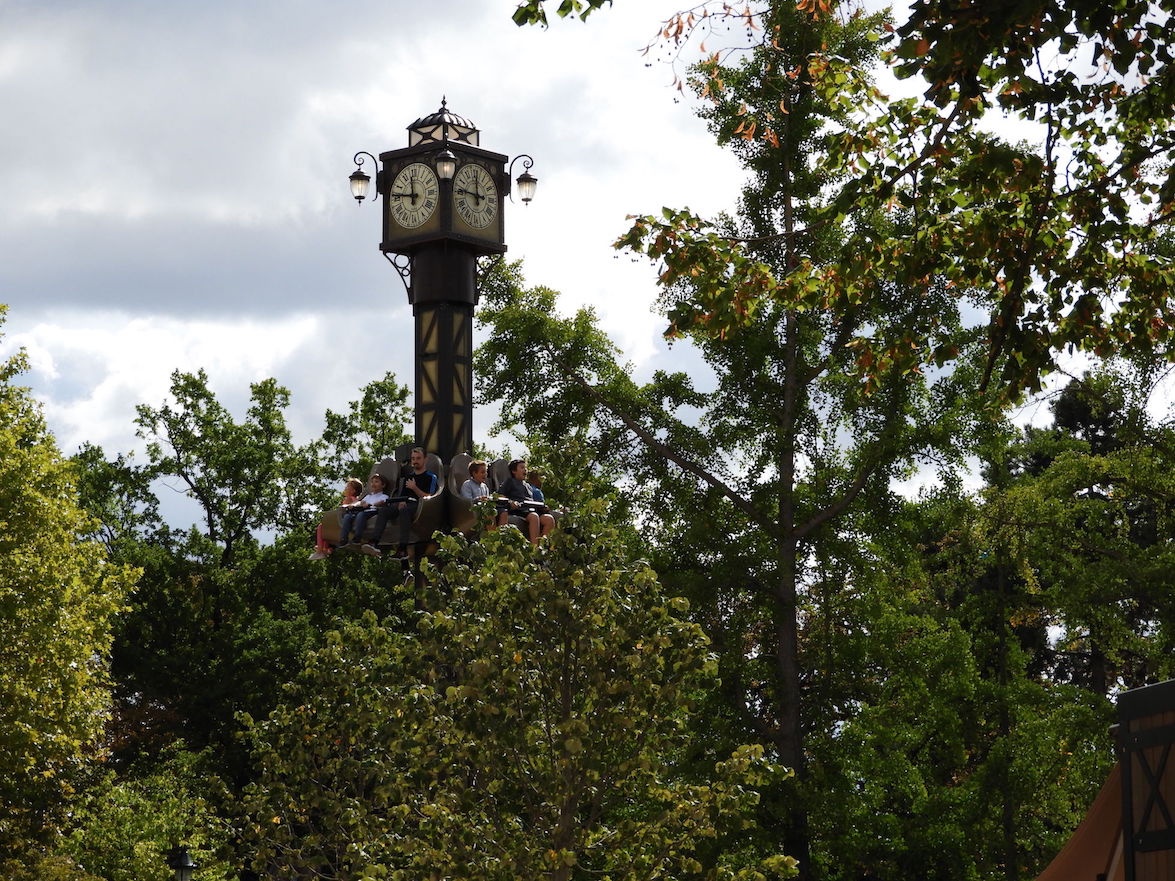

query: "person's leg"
left=365, top=507, right=392, bottom=548
left=310, top=523, right=330, bottom=559
left=397, top=500, right=419, bottom=551
left=526, top=511, right=540, bottom=544
left=352, top=510, right=376, bottom=545
left=539, top=513, right=556, bottom=538
left=338, top=510, right=357, bottom=545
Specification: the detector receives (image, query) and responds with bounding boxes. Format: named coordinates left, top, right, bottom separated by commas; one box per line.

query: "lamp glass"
left=435, top=149, right=457, bottom=181
left=349, top=170, right=371, bottom=202
left=516, top=171, right=537, bottom=204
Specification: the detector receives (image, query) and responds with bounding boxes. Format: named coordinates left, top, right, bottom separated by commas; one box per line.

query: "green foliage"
left=71, top=442, right=172, bottom=556
left=488, top=2, right=1175, bottom=877
left=977, top=366, right=1175, bottom=693
left=630, top=0, right=1175, bottom=397
left=75, top=368, right=418, bottom=787
left=107, top=529, right=412, bottom=779
left=803, top=498, right=1116, bottom=880
left=316, top=371, right=413, bottom=481
left=61, top=745, right=234, bottom=881
left=0, top=307, right=137, bottom=864
left=134, top=369, right=322, bottom=567
left=244, top=506, right=796, bottom=880
left=512, top=0, right=612, bottom=28
left=478, top=187, right=997, bottom=877
left=0, top=853, right=104, bottom=881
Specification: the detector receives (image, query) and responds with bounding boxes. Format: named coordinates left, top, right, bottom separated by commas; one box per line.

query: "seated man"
left=497, top=458, right=555, bottom=545
left=362, top=446, right=438, bottom=557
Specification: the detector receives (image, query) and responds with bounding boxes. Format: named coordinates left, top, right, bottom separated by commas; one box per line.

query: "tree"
left=475, top=10, right=997, bottom=858
left=243, top=505, right=796, bottom=881
left=796, top=364, right=1175, bottom=880
left=315, top=371, right=413, bottom=482
left=512, top=0, right=613, bottom=27
left=0, top=307, right=137, bottom=868
left=134, top=369, right=321, bottom=568
left=800, top=485, right=1117, bottom=881
left=59, top=744, right=235, bottom=881
left=71, top=443, right=172, bottom=557
left=506, top=1, right=1175, bottom=875
left=557, top=0, right=1175, bottom=396
left=979, top=366, right=1175, bottom=695
left=86, top=372, right=414, bottom=782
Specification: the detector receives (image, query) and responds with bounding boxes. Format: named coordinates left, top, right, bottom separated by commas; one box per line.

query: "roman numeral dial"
left=389, top=162, right=439, bottom=229
left=454, top=163, right=498, bottom=230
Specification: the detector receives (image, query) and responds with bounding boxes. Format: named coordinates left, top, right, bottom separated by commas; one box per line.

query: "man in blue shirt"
left=361, top=447, right=438, bottom=557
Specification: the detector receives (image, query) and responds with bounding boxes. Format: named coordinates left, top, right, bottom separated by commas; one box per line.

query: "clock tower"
left=349, top=101, right=535, bottom=466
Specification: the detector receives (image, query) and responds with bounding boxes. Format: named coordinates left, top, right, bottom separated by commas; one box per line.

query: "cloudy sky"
left=1, top=0, right=746, bottom=466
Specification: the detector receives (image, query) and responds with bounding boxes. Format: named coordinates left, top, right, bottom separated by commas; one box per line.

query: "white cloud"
left=0, top=0, right=746, bottom=514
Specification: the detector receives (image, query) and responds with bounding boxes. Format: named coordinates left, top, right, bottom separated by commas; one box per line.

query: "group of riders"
left=311, top=448, right=555, bottom=560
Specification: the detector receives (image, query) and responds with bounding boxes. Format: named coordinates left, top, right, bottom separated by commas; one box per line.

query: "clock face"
left=389, top=162, right=439, bottom=229
left=453, top=163, right=498, bottom=230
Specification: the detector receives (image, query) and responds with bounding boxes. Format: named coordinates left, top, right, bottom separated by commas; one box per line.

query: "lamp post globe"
left=516, top=169, right=538, bottom=203
left=348, top=168, right=371, bottom=202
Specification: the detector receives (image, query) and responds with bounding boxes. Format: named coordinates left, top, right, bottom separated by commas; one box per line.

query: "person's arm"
left=409, top=471, right=438, bottom=497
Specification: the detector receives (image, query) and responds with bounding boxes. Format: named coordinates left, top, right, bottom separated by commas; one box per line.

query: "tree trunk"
left=775, top=295, right=812, bottom=878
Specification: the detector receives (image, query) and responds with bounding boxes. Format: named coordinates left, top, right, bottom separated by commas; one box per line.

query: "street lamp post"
left=166, top=844, right=198, bottom=881
left=350, top=99, right=537, bottom=470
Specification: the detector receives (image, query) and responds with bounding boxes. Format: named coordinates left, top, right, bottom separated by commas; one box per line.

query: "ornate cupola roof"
left=408, top=97, right=479, bottom=147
